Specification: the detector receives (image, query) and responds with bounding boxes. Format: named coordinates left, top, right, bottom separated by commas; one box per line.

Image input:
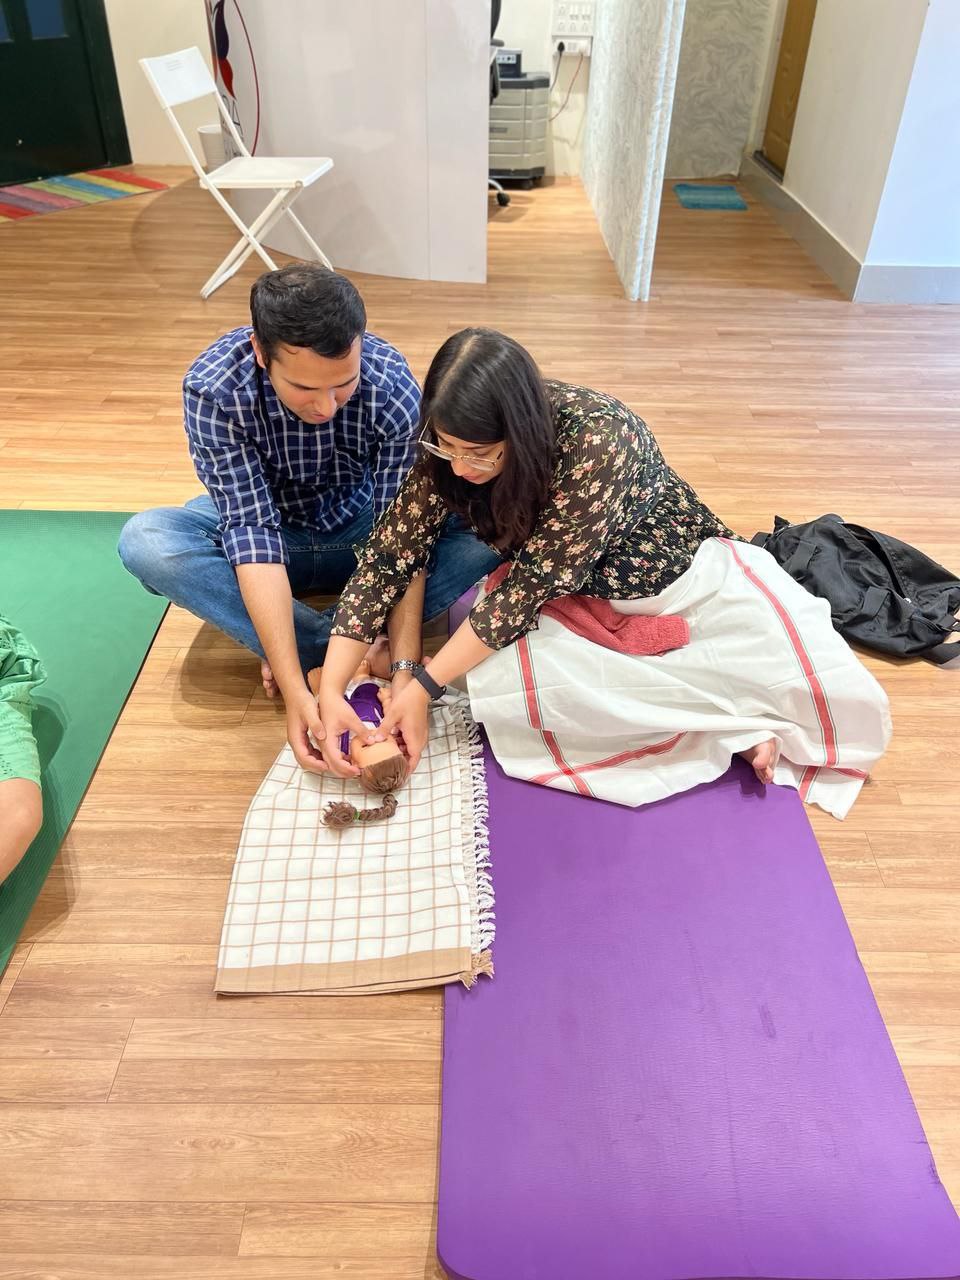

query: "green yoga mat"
left=0, top=511, right=168, bottom=973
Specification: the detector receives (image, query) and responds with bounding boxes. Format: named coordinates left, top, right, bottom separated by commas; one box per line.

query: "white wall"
left=583, top=0, right=686, bottom=300
left=665, top=0, right=774, bottom=179
left=104, top=0, right=218, bottom=165
left=865, top=0, right=960, bottom=268
left=225, top=0, right=490, bottom=284
left=496, top=0, right=591, bottom=176
left=781, top=0, right=927, bottom=261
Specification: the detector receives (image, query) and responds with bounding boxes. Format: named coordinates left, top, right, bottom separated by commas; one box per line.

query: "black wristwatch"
left=413, top=666, right=446, bottom=701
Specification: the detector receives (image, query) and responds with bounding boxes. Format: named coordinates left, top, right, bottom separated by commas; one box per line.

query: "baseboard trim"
left=854, top=264, right=960, bottom=304
left=740, top=154, right=861, bottom=298
left=740, top=154, right=960, bottom=305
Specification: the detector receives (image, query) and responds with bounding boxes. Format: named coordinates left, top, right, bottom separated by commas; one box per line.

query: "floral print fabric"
left=332, top=382, right=736, bottom=650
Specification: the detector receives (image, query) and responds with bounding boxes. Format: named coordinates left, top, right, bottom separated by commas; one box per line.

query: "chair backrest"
left=140, top=46, right=216, bottom=108
left=139, top=46, right=248, bottom=178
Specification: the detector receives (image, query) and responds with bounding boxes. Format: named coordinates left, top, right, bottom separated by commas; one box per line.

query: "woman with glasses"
left=316, top=327, right=890, bottom=816
left=316, top=327, right=737, bottom=771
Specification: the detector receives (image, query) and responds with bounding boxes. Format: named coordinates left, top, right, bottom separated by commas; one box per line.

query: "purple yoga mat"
left=438, top=751, right=960, bottom=1280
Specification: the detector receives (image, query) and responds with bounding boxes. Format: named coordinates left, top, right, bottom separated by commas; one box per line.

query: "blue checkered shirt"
left=183, top=327, right=421, bottom=567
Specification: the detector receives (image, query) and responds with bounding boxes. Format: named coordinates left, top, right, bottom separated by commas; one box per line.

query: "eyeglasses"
left=418, top=427, right=504, bottom=473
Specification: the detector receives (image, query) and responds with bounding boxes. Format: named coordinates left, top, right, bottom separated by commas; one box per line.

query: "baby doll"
left=309, top=661, right=409, bottom=828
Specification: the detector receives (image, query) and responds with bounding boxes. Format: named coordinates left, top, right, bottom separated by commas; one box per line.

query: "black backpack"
left=752, top=515, right=960, bottom=666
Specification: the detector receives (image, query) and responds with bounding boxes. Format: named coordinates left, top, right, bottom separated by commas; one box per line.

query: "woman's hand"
left=286, top=685, right=329, bottom=774
left=316, top=691, right=373, bottom=778
left=377, top=679, right=431, bottom=774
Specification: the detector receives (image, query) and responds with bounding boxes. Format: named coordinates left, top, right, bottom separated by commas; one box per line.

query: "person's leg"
left=422, top=515, right=504, bottom=622
left=117, top=496, right=335, bottom=668
left=0, top=695, right=43, bottom=885
left=274, top=505, right=377, bottom=678
left=290, top=512, right=500, bottom=672
left=120, top=502, right=499, bottom=675
left=0, top=778, right=42, bottom=884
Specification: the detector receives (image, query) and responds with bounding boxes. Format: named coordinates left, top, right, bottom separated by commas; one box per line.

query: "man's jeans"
left=118, top=495, right=502, bottom=671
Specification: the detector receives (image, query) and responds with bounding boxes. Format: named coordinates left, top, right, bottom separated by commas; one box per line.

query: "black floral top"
left=332, top=382, right=736, bottom=651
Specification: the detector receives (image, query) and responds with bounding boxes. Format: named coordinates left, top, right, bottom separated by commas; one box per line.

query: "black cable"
left=549, top=52, right=584, bottom=122
left=550, top=40, right=565, bottom=90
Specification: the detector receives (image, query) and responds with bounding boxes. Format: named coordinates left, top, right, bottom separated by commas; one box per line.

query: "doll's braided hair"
left=322, top=753, right=408, bottom=829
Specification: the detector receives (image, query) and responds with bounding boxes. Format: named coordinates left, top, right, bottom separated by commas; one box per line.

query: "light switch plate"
left=552, top=0, right=596, bottom=38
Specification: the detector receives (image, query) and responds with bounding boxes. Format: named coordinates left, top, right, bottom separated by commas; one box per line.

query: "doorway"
left=0, top=0, right=129, bottom=185
left=758, top=0, right=817, bottom=178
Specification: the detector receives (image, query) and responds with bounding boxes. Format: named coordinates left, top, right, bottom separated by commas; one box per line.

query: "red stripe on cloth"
left=531, top=732, right=686, bottom=786
left=718, top=538, right=839, bottom=767
left=835, top=767, right=868, bottom=779
left=516, top=636, right=544, bottom=730
left=516, top=637, right=592, bottom=796
left=799, top=765, right=819, bottom=801
left=541, top=731, right=593, bottom=797
left=84, top=169, right=169, bottom=190
left=0, top=201, right=36, bottom=219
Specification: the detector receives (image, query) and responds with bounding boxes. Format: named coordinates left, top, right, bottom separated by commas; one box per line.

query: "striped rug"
left=0, top=169, right=168, bottom=222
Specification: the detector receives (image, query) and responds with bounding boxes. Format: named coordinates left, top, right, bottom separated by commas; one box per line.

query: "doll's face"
left=350, top=736, right=402, bottom=768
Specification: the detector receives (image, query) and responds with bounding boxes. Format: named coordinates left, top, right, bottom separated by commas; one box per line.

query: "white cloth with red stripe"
left=466, top=537, right=891, bottom=819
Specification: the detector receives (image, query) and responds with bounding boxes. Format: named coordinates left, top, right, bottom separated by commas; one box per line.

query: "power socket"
left=558, top=36, right=592, bottom=57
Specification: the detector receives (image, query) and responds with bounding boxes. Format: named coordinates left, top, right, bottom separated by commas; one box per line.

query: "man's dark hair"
left=421, top=328, right=556, bottom=553
left=250, top=264, right=366, bottom=363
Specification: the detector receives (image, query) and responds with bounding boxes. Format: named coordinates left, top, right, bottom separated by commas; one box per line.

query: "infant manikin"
left=309, top=660, right=408, bottom=828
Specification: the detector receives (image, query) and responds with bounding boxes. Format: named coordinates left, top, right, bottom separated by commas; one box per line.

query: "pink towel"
left=483, top=564, right=689, bottom=656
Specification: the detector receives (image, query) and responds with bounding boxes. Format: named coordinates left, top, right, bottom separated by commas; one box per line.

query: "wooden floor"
left=1, top=169, right=959, bottom=1276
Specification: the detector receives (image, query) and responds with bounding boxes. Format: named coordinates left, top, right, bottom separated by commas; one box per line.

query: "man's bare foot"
left=366, top=635, right=392, bottom=680
left=739, top=739, right=777, bottom=785
left=261, top=659, right=280, bottom=699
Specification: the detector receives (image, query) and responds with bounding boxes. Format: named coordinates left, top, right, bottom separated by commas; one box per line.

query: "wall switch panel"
left=552, top=0, right=595, bottom=38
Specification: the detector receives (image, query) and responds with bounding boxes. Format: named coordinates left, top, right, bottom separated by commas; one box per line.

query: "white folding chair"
left=140, top=46, right=334, bottom=298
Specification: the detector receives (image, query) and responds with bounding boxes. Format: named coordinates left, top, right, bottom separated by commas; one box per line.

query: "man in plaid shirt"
left=119, top=264, right=499, bottom=772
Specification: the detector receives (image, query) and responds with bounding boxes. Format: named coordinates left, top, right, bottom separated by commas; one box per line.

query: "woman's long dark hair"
left=421, top=329, right=556, bottom=552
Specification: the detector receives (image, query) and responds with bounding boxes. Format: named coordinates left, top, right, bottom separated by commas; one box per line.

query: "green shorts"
left=0, top=613, right=46, bottom=788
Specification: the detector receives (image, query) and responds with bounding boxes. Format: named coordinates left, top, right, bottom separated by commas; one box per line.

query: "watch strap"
left=413, top=665, right=446, bottom=701
left=390, top=659, right=421, bottom=675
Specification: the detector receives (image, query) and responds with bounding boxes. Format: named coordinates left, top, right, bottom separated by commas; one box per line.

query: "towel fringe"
left=450, top=695, right=496, bottom=959
left=460, top=949, right=495, bottom=989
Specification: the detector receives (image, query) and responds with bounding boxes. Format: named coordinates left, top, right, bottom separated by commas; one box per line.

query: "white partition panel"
left=582, top=0, right=687, bottom=301
left=210, top=0, right=489, bottom=282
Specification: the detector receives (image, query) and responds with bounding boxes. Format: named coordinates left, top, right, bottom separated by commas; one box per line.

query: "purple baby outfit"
left=339, top=681, right=385, bottom=756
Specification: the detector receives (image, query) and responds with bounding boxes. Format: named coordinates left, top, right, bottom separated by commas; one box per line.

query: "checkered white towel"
left=215, top=695, right=494, bottom=995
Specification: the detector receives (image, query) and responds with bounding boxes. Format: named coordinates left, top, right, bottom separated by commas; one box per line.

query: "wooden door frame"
left=75, top=0, right=130, bottom=165
left=755, top=0, right=816, bottom=180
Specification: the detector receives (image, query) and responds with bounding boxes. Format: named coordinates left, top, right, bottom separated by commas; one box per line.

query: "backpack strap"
left=783, top=541, right=818, bottom=577
left=861, top=585, right=889, bottom=620
left=923, top=642, right=960, bottom=667
left=923, top=619, right=960, bottom=667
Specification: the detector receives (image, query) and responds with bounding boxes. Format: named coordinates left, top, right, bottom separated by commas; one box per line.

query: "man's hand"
left=377, top=679, right=430, bottom=774
left=389, top=667, right=415, bottom=696
left=286, top=685, right=329, bottom=774
left=318, top=692, right=374, bottom=778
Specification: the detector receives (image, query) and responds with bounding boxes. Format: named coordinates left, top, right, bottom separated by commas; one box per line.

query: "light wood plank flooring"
left=0, top=170, right=958, bottom=1276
